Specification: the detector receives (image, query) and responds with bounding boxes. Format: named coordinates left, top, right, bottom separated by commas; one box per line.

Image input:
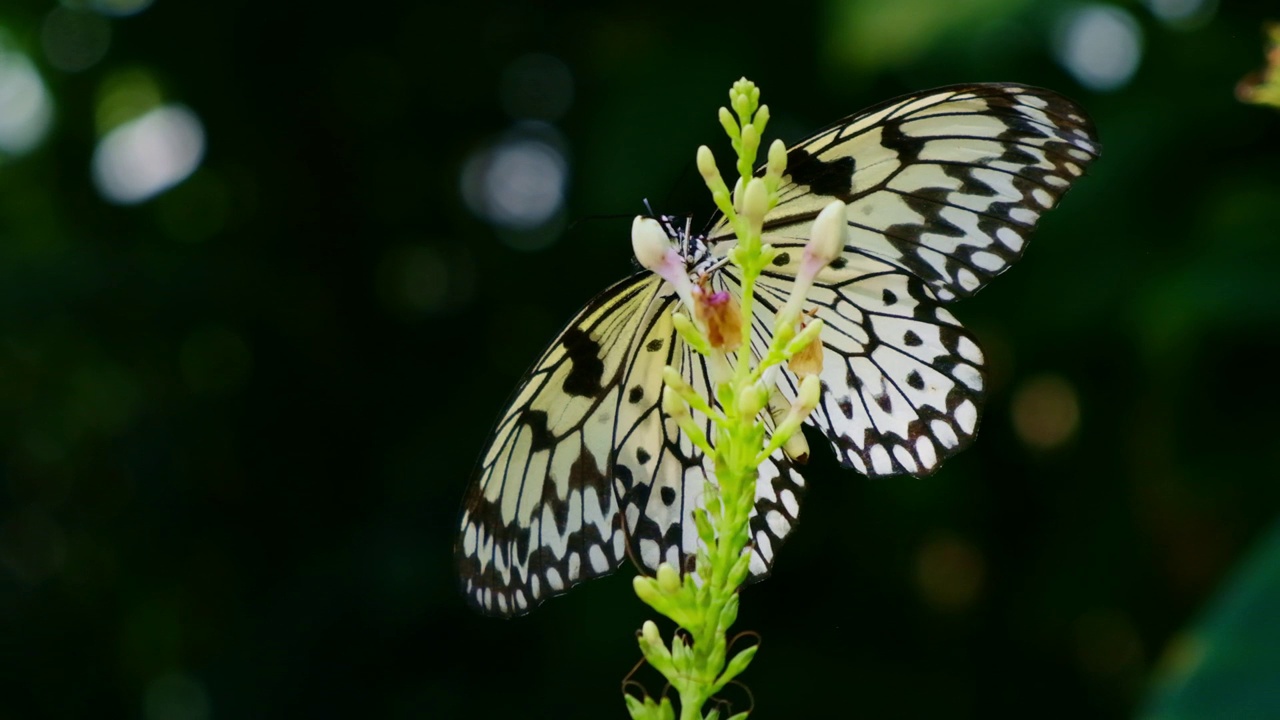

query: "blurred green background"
left=0, top=0, right=1277, bottom=717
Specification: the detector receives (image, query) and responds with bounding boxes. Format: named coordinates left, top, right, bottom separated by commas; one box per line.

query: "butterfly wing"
left=717, top=83, right=1097, bottom=477
left=456, top=272, right=664, bottom=617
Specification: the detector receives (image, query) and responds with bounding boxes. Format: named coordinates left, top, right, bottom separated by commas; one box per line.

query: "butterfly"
left=457, top=83, right=1098, bottom=617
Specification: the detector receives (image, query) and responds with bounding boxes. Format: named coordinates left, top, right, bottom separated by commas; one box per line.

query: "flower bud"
left=642, top=620, right=662, bottom=647
left=768, top=388, right=811, bottom=463
left=696, top=145, right=720, bottom=186
left=671, top=312, right=711, bottom=356
left=777, top=201, right=849, bottom=327
left=766, top=139, right=787, bottom=180
left=739, top=382, right=770, bottom=420
left=740, top=123, right=760, bottom=157
left=797, top=374, right=822, bottom=414
left=662, top=386, right=688, bottom=421
left=631, top=216, right=672, bottom=271
left=632, top=216, right=697, bottom=313
left=741, top=177, right=769, bottom=227
left=718, top=107, right=738, bottom=140
left=656, top=563, right=681, bottom=594
left=755, top=104, right=770, bottom=128
left=807, top=199, right=849, bottom=268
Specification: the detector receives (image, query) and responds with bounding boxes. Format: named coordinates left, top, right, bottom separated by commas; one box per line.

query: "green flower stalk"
left=624, top=78, right=848, bottom=720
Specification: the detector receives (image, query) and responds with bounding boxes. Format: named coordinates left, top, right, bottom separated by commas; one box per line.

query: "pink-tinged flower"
left=692, top=283, right=742, bottom=352
left=632, top=216, right=697, bottom=310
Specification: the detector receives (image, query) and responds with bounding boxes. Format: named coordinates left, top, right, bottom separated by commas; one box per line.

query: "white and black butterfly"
left=457, top=83, right=1098, bottom=617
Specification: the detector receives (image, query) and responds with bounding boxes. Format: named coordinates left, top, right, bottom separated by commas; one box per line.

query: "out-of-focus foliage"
left=0, top=0, right=1276, bottom=718
left=1237, top=22, right=1280, bottom=108
left=1139, top=519, right=1280, bottom=719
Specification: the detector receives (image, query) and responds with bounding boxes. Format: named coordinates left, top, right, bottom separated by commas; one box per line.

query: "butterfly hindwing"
left=734, top=251, right=985, bottom=478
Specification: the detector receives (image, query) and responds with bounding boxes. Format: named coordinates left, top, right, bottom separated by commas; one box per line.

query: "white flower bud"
left=632, top=217, right=698, bottom=314
left=807, top=200, right=848, bottom=267
left=776, top=201, right=850, bottom=327
left=631, top=216, right=672, bottom=271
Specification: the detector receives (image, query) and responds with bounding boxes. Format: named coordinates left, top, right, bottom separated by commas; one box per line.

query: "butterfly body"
left=458, top=83, right=1098, bottom=617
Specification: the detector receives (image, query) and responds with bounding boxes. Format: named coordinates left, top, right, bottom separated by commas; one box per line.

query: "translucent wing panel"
left=457, top=274, right=662, bottom=617
left=710, top=84, right=1098, bottom=302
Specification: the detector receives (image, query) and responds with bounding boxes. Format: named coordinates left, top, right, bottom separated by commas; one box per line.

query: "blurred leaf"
left=823, top=0, right=1028, bottom=70
left=1140, top=518, right=1280, bottom=720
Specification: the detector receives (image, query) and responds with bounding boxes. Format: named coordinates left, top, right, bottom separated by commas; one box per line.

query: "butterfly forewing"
left=711, top=84, right=1099, bottom=302
left=457, top=273, right=661, bottom=616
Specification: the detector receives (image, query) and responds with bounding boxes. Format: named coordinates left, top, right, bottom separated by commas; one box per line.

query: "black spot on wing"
left=787, top=147, right=855, bottom=197
left=628, top=386, right=644, bottom=403
left=906, top=370, right=925, bottom=390
left=877, top=120, right=925, bottom=163
left=561, top=327, right=605, bottom=397
left=645, top=338, right=664, bottom=352
left=837, top=398, right=854, bottom=419
left=520, top=410, right=555, bottom=452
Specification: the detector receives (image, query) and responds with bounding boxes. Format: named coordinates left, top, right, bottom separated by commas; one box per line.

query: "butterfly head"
left=653, top=214, right=717, bottom=278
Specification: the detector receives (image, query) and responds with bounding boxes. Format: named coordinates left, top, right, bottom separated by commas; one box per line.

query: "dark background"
left=1, top=0, right=1277, bottom=718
